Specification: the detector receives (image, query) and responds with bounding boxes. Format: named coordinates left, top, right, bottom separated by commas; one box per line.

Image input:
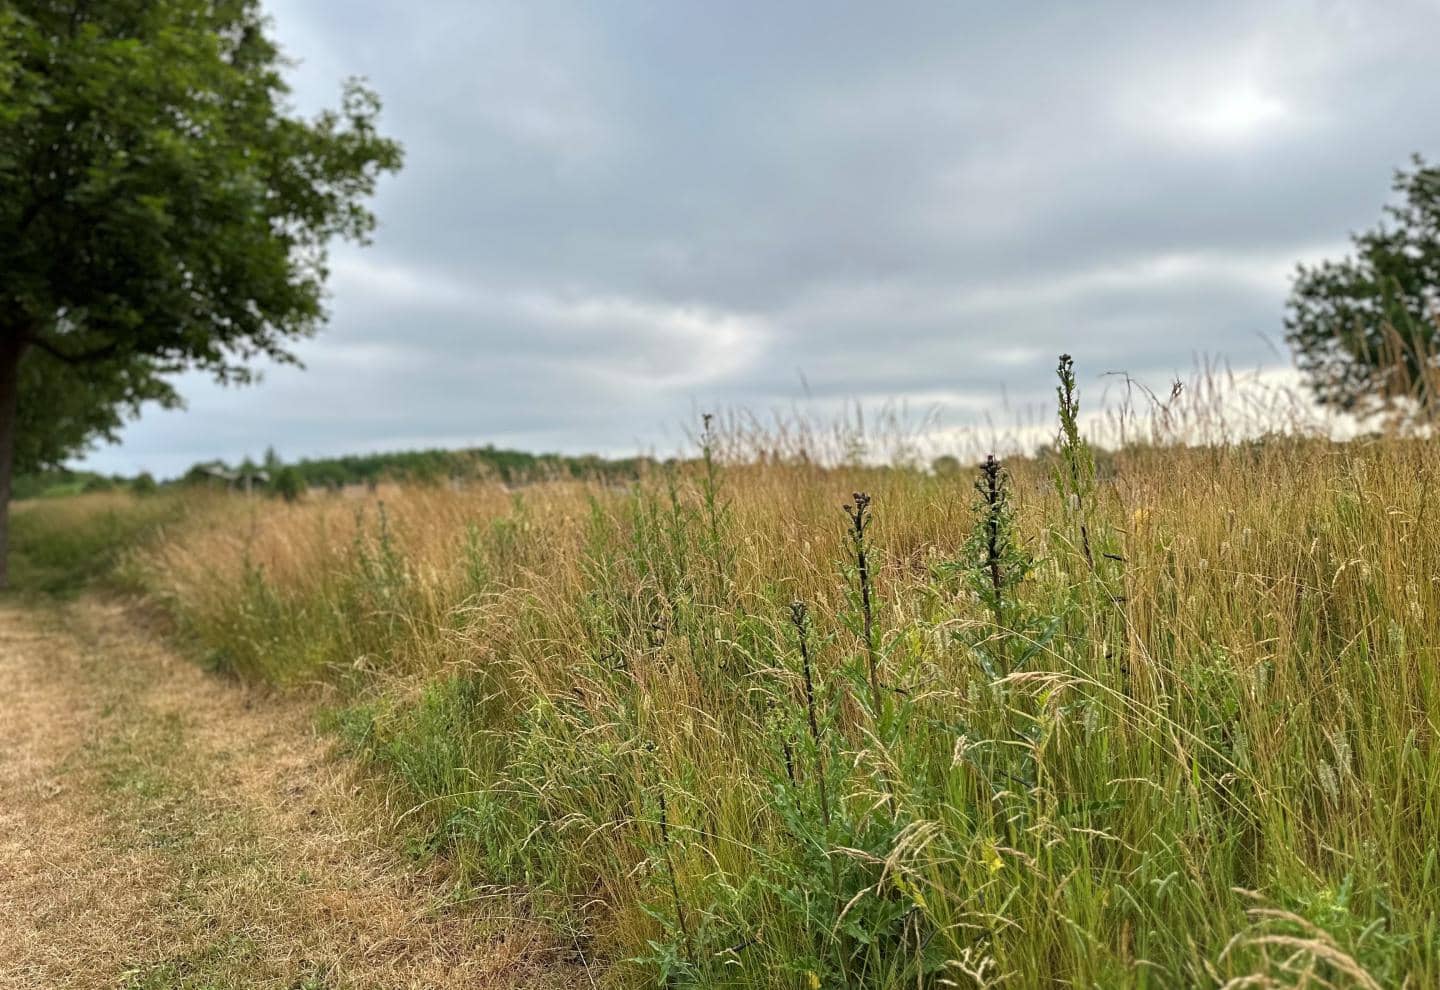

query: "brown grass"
left=0, top=595, right=586, bottom=990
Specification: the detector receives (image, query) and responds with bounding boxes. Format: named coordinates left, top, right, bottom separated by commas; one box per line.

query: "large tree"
left=1286, top=157, right=1440, bottom=417
left=0, top=0, right=402, bottom=585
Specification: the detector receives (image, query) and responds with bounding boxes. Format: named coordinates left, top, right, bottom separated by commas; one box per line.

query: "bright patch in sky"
left=1180, top=82, right=1291, bottom=145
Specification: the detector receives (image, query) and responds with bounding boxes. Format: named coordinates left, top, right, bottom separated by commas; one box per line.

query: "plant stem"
left=791, top=600, right=853, bottom=988
left=657, top=786, right=694, bottom=966
left=845, top=492, right=884, bottom=722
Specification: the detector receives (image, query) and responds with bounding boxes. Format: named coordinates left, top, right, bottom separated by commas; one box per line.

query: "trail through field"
left=0, top=597, right=584, bottom=990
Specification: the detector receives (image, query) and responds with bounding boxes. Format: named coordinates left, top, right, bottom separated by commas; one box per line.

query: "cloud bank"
left=76, top=1, right=1440, bottom=475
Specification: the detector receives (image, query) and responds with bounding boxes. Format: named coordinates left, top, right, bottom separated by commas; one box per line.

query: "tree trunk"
left=0, top=337, right=28, bottom=590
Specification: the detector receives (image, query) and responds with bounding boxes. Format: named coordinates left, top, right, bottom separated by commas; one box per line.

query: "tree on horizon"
left=1287, top=157, right=1440, bottom=418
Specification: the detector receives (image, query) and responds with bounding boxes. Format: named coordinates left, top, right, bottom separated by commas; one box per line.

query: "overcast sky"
left=78, top=1, right=1440, bottom=476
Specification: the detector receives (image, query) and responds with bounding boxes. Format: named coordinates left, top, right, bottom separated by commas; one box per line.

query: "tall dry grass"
left=131, top=363, right=1440, bottom=987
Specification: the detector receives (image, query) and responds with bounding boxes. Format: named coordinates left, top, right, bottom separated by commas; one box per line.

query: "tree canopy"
left=0, top=0, right=401, bottom=582
left=0, top=0, right=402, bottom=466
left=1286, top=158, right=1440, bottom=415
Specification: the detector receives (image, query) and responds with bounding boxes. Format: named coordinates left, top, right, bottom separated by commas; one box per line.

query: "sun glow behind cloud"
left=1180, top=82, right=1291, bottom=145
left=1122, top=36, right=1303, bottom=150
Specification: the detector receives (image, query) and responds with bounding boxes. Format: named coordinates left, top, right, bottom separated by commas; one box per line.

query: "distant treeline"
left=14, top=468, right=157, bottom=500
left=18, top=445, right=650, bottom=501
left=270, top=445, right=648, bottom=489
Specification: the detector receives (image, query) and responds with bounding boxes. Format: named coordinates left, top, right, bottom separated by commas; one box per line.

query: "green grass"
left=119, top=938, right=338, bottom=990
left=134, top=416, right=1440, bottom=986
left=9, top=490, right=195, bottom=595
left=40, top=363, right=1440, bottom=986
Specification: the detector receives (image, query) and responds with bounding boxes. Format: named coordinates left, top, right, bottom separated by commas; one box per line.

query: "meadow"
left=33, top=358, right=1440, bottom=987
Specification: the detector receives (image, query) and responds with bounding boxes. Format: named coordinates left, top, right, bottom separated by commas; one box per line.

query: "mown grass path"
left=0, top=596, right=584, bottom=990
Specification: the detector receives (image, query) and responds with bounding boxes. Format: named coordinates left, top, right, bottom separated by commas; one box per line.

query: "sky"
left=78, top=0, right=1440, bottom=477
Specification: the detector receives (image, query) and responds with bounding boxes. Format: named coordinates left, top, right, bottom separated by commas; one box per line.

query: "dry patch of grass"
left=0, top=597, right=585, bottom=990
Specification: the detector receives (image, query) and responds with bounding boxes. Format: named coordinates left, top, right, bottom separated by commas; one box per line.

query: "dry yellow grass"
left=0, top=596, right=584, bottom=989
left=124, top=414, right=1440, bottom=986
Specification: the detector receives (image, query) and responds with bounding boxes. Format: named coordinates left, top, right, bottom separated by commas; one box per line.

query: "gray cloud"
left=76, top=0, right=1440, bottom=476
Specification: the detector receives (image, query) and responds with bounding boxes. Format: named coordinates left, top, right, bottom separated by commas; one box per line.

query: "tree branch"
left=21, top=333, right=120, bottom=366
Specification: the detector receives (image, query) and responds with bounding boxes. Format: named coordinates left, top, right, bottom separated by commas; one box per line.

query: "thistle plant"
left=970, top=454, right=1031, bottom=636
left=1052, top=354, right=1124, bottom=579
left=844, top=491, right=886, bottom=723
left=936, top=453, right=1041, bottom=682
left=1050, top=353, right=1129, bottom=687
left=981, top=456, right=1005, bottom=612
left=1053, top=353, right=1097, bottom=568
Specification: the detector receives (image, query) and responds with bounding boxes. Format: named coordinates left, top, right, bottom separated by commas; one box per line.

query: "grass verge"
left=9, top=489, right=209, bottom=596
left=30, top=362, right=1440, bottom=986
